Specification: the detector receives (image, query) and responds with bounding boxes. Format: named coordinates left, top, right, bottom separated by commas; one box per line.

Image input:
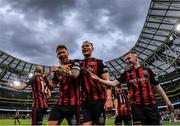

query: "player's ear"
left=135, top=54, right=137, bottom=57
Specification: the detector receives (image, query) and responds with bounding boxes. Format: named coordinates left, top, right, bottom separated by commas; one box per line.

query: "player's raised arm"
left=45, top=66, right=60, bottom=90
left=4, top=81, right=29, bottom=90
left=155, top=85, right=174, bottom=112
left=66, top=62, right=80, bottom=78
left=88, top=70, right=120, bottom=87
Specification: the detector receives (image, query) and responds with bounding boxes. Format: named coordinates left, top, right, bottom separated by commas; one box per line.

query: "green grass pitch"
left=0, top=119, right=179, bottom=125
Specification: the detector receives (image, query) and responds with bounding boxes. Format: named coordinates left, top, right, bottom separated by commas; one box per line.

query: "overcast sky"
left=0, top=0, right=150, bottom=66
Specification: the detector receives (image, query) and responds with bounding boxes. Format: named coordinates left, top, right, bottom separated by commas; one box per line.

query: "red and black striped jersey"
left=117, top=66, right=157, bottom=105
left=26, top=75, right=49, bottom=108
left=115, top=89, right=131, bottom=116
left=52, top=60, right=80, bottom=106
left=76, top=58, right=109, bottom=102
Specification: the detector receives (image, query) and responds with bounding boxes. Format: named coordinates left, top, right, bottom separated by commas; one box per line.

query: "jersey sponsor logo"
left=143, top=70, right=149, bottom=76
left=89, top=61, right=97, bottom=66
left=128, top=77, right=148, bottom=84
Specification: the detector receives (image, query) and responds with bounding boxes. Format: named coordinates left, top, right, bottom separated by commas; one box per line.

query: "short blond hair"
left=34, top=65, right=43, bottom=74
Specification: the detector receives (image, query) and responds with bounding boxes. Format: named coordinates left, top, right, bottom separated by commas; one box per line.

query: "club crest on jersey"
left=90, top=61, right=97, bottom=66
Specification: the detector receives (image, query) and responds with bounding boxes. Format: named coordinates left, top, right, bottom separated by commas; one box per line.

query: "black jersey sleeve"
left=148, top=68, right=159, bottom=85
left=116, top=72, right=126, bottom=84
left=99, top=60, right=109, bottom=75
left=51, top=71, right=61, bottom=83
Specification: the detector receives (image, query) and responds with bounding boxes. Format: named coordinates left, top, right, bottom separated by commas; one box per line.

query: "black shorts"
left=32, top=107, right=47, bottom=125
left=14, top=117, right=19, bottom=120
left=131, top=104, right=161, bottom=125
left=48, top=105, right=78, bottom=125
left=80, top=99, right=105, bottom=125
left=114, top=115, right=132, bottom=125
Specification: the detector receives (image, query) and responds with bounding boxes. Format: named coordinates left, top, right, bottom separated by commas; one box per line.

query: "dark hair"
left=83, top=41, right=94, bottom=48
left=56, top=45, right=67, bottom=52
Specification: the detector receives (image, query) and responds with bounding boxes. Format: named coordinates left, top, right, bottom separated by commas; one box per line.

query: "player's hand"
left=61, top=64, right=71, bottom=70
left=51, top=65, right=59, bottom=72
left=43, top=71, right=50, bottom=78
left=115, top=110, right=118, bottom=117
left=47, top=89, right=51, bottom=100
left=60, top=64, right=71, bottom=74
left=167, top=103, right=174, bottom=112
left=61, top=69, right=71, bottom=76
left=86, top=70, right=99, bottom=81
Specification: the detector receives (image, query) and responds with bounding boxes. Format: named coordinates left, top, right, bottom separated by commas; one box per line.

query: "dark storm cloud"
left=0, top=18, right=80, bottom=65
left=0, top=0, right=150, bottom=65
left=75, top=0, right=149, bottom=35
left=0, top=0, right=80, bottom=65
left=1, top=0, right=76, bottom=24
left=72, top=0, right=150, bottom=60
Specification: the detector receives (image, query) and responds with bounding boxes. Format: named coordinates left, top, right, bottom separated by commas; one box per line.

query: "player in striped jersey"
left=77, top=41, right=113, bottom=125
left=114, top=85, right=132, bottom=125
left=88, top=51, right=173, bottom=125
left=14, top=109, right=21, bottom=125
left=47, top=45, right=81, bottom=125
left=5, top=65, right=51, bottom=125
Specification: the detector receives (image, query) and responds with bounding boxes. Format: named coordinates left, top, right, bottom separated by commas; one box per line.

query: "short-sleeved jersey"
left=76, top=58, right=109, bottom=102
left=114, top=89, right=131, bottom=116
left=52, top=60, right=80, bottom=106
left=117, top=66, right=157, bottom=105
left=15, top=110, right=19, bottom=117
left=26, top=75, right=49, bottom=108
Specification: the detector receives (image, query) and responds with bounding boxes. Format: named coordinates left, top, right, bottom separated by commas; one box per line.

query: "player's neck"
left=84, top=55, right=92, bottom=59
left=131, top=62, right=140, bottom=69
left=61, top=59, right=70, bottom=65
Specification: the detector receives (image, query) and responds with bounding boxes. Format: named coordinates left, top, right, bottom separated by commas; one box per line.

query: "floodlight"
left=169, top=35, right=173, bottom=41
left=175, top=23, right=180, bottom=32
left=13, top=81, right=20, bottom=86
left=28, top=73, right=33, bottom=78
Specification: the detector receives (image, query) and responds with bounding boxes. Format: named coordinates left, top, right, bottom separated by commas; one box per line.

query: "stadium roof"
left=0, top=50, right=50, bottom=83
left=0, top=0, right=180, bottom=83
left=106, top=0, right=180, bottom=78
